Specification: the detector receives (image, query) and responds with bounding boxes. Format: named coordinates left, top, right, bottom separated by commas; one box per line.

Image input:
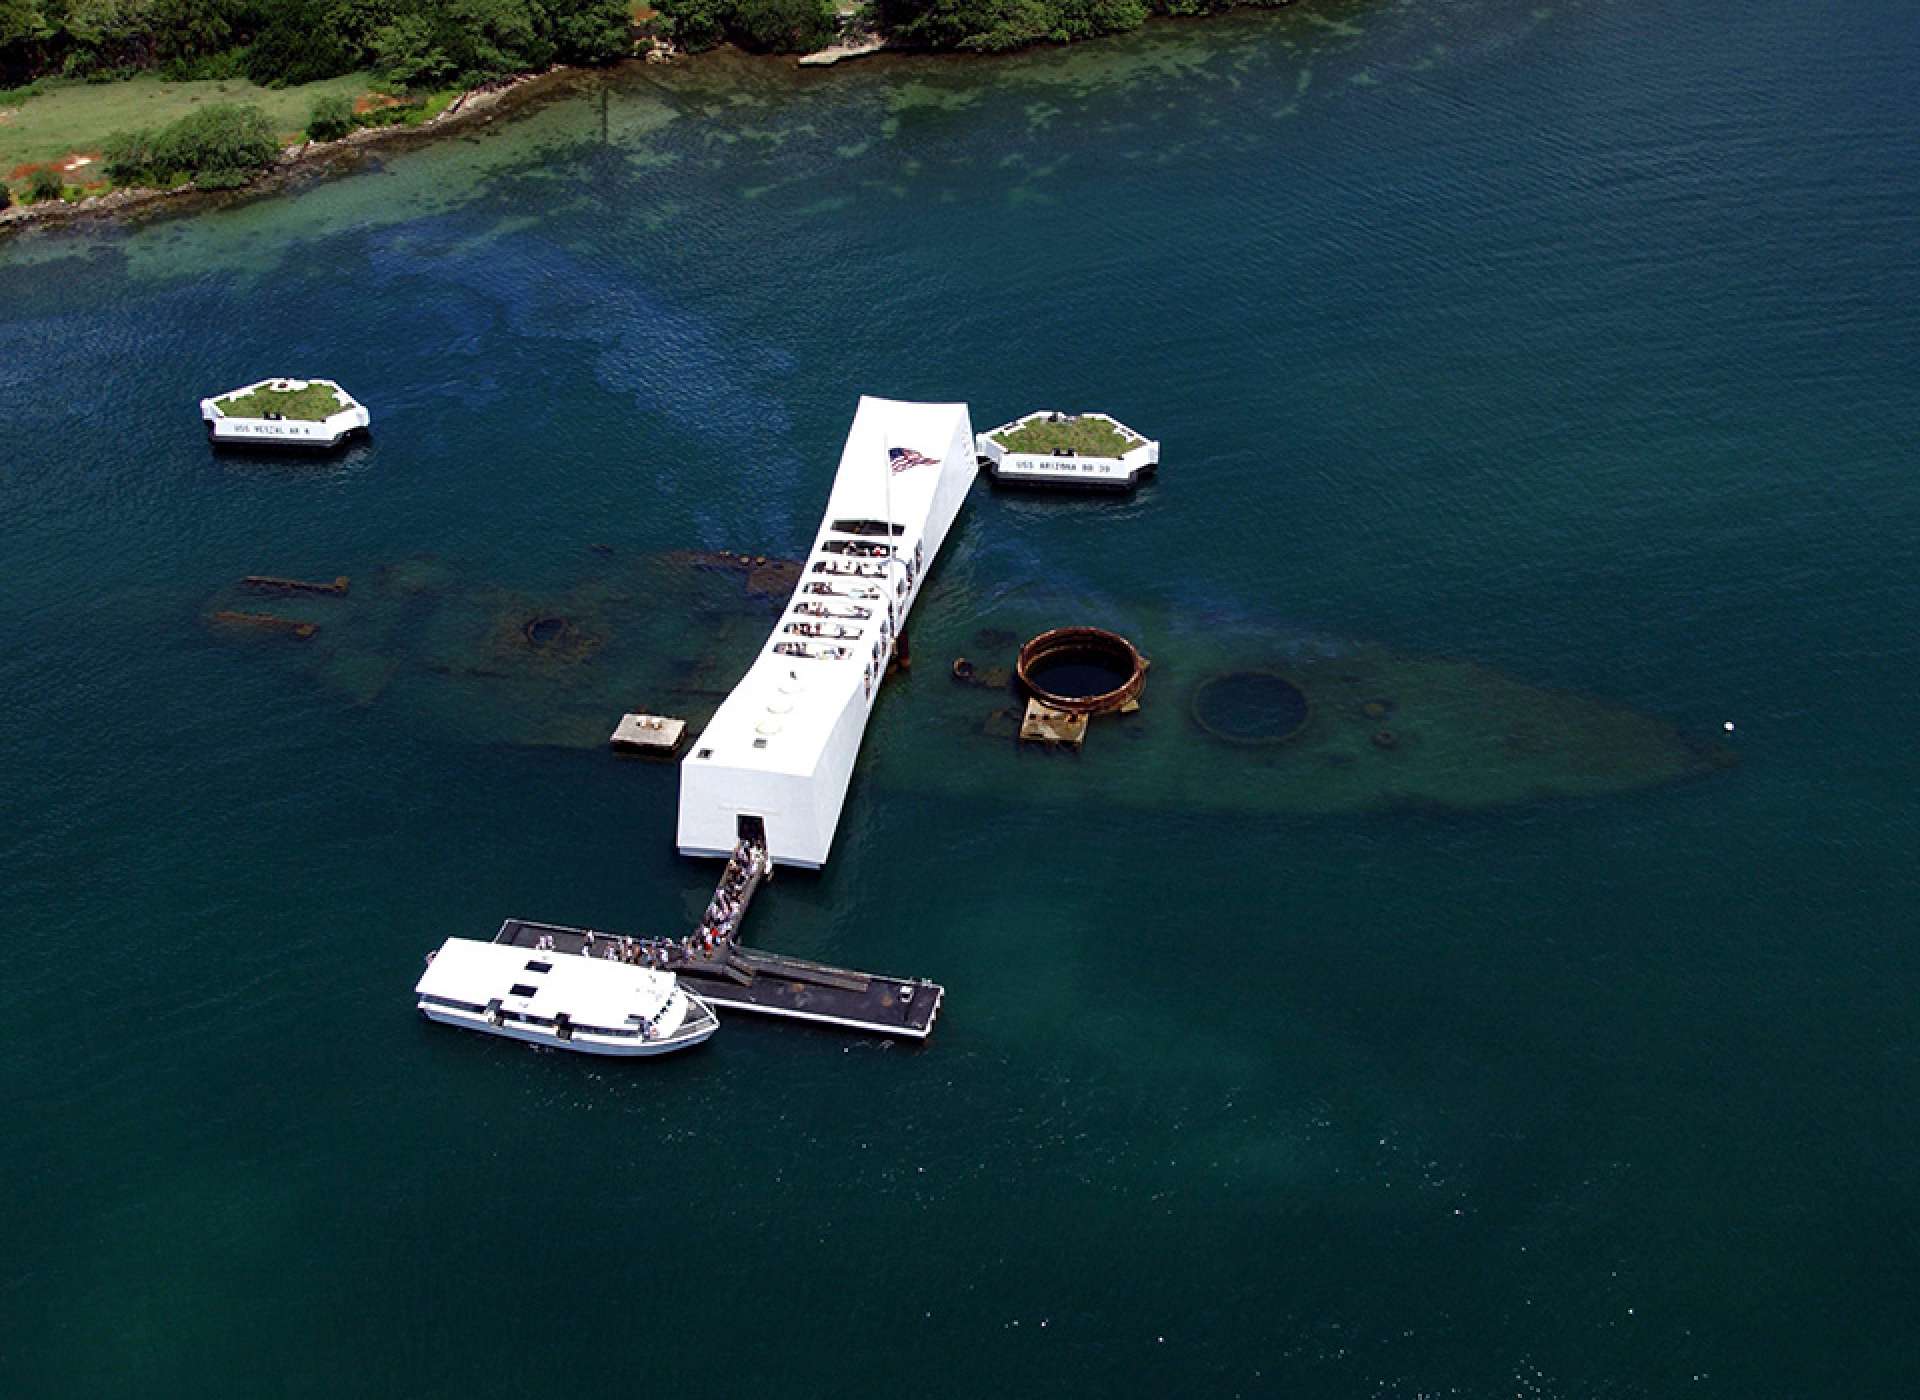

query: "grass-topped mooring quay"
left=979, top=410, right=1161, bottom=491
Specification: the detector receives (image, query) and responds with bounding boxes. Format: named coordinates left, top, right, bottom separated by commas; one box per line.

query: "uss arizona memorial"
left=677, top=395, right=978, bottom=869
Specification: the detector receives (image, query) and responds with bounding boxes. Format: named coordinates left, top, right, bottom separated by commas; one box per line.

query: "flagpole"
left=882, top=435, right=896, bottom=661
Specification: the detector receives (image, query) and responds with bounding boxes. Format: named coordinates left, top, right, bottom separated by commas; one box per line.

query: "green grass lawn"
left=218, top=381, right=350, bottom=421
left=0, top=72, right=372, bottom=187
left=993, top=416, right=1145, bottom=457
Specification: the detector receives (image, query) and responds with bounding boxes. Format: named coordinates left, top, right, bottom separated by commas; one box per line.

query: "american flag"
left=889, top=446, right=937, bottom=473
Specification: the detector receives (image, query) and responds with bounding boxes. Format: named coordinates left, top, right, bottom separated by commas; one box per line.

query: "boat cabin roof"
left=416, top=937, right=677, bottom=1025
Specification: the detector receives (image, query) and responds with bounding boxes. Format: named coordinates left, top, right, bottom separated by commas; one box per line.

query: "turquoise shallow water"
left=5, top=0, right=1919, bottom=1394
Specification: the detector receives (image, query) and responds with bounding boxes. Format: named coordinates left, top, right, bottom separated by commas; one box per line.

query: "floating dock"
left=493, top=920, right=942, bottom=1039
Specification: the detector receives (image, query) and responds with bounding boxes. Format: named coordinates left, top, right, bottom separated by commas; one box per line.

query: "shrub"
left=307, top=91, right=357, bottom=141
left=28, top=166, right=64, bottom=202
left=150, top=102, right=279, bottom=178
left=159, top=46, right=252, bottom=81
left=0, top=180, right=10, bottom=211
left=103, top=126, right=160, bottom=183
left=351, top=97, right=422, bottom=127
left=103, top=103, right=279, bottom=185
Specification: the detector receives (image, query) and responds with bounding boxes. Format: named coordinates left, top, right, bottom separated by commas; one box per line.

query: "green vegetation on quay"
left=217, top=380, right=346, bottom=420
left=993, top=416, right=1143, bottom=457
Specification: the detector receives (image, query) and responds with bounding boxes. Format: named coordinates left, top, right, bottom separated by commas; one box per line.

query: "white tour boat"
left=414, top=936, right=718, bottom=1057
left=677, top=395, right=978, bottom=869
left=200, top=377, right=370, bottom=450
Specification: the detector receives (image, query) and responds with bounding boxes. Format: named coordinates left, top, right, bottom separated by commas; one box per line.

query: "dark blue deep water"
left=5, top=0, right=1918, bottom=1393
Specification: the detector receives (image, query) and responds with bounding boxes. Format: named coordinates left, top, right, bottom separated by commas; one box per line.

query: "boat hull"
left=417, top=1001, right=718, bottom=1057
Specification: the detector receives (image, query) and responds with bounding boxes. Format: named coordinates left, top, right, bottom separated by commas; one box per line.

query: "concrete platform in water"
left=609, top=712, right=686, bottom=754
left=975, top=410, right=1158, bottom=492
left=494, top=919, right=942, bottom=1039
left=201, top=377, right=370, bottom=451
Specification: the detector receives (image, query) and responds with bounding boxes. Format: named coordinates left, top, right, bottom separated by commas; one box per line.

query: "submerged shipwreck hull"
left=203, top=556, right=1730, bottom=818
left=896, top=618, right=1731, bottom=816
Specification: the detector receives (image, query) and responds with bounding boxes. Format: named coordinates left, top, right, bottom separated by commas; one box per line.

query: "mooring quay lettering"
left=1008, top=455, right=1122, bottom=474
left=233, top=422, right=312, bottom=436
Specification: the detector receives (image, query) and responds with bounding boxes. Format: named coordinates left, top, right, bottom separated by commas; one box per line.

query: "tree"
left=549, top=0, right=631, bottom=64
left=307, top=90, right=356, bottom=141
left=320, top=0, right=400, bottom=51
left=27, top=164, right=63, bottom=201
left=0, top=178, right=11, bottom=210
left=373, top=0, right=555, bottom=91
left=148, top=0, right=231, bottom=66
left=53, top=0, right=159, bottom=74
left=371, top=11, right=455, bottom=89
left=245, top=0, right=359, bottom=85
left=730, top=0, right=834, bottom=53
left=652, top=0, right=724, bottom=51
left=0, top=0, right=45, bottom=86
left=0, top=0, right=53, bottom=57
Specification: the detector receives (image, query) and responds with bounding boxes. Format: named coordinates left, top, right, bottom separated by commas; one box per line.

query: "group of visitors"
left=804, top=581, right=881, bottom=600
left=684, top=840, right=765, bottom=959
left=813, top=560, right=888, bottom=579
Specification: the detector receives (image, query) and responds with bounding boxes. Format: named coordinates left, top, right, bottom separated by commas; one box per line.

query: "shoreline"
left=0, top=8, right=1298, bottom=242
left=0, top=65, right=585, bottom=240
